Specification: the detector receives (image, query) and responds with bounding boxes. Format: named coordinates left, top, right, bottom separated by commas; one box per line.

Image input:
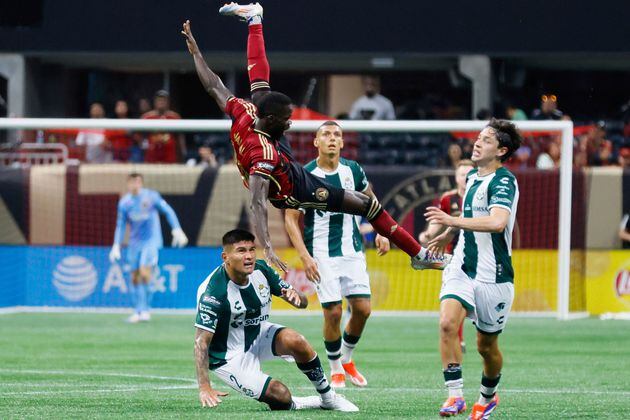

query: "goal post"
left=0, top=118, right=579, bottom=319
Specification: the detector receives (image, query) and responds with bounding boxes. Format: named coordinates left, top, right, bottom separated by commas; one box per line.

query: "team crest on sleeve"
left=278, top=280, right=292, bottom=289
left=315, top=187, right=329, bottom=202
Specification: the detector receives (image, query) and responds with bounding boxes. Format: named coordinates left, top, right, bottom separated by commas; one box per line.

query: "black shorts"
left=270, top=161, right=345, bottom=212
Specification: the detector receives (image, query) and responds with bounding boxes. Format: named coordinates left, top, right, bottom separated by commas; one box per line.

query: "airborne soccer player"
left=424, top=119, right=521, bottom=419
left=284, top=121, right=390, bottom=389
left=194, top=229, right=358, bottom=412
left=181, top=4, right=449, bottom=273
left=109, top=173, right=188, bottom=323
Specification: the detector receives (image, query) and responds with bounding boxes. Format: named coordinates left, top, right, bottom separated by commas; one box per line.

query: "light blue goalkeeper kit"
left=113, top=188, right=182, bottom=315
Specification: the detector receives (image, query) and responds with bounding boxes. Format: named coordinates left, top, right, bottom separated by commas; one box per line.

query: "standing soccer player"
left=424, top=119, right=521, bottom=419
left=194, top=229, right=358, bottom=411
left=420, top=159, right=475, bottom=353
left=109, top=173, right=188, bottom=323
left=284, top=121, right=389, bottom=389
left=181, top=4, right=448, bottom=273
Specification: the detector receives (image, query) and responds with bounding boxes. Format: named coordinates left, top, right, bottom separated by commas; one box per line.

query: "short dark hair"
left=486, top=118, right=522, bottom=162
left=257, top=91, right=292, bottom=118
left=222, top=229, right=256, bottom=247
left=128, top=172, right=143, bottom=180
left=317, top=120, right=341, bottom=131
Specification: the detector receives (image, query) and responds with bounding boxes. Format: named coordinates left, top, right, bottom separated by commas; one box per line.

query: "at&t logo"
left=52, top=256, right=98, bottom=301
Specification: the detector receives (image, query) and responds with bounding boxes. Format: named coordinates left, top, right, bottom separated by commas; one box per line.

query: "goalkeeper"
left=109, top=173, right=188, bottom=323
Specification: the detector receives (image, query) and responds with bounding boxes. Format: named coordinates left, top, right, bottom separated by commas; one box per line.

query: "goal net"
left=0, top=118, right=583, bottom=319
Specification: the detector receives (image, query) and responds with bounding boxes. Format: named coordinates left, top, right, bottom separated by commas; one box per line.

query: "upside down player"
left=425, top=119, right=521, bottom=419
left=420, top=159, right=475, bottom=354
left=181, top=3, right=449, bottom=273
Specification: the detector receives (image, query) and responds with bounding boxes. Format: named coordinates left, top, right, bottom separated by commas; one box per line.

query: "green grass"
left=1, top=313, right=629, bottom=419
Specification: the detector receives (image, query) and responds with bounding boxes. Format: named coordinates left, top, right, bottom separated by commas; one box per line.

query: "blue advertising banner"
left=0, top=246, right=223, bottom=309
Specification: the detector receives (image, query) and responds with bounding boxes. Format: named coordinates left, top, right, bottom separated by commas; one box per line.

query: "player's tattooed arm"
left=194, top=328, right=228, bottom=408
left=181, top=20, right=232, bottom=112
left=249, top=175, right=289, bottom=272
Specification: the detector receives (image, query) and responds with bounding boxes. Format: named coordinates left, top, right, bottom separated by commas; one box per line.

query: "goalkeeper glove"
left=172, top=228, right=189, bottom=248
left=109, top=244, right=121, bottom=263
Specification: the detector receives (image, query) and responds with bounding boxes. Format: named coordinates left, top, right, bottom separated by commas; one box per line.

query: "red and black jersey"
left=439, top=189, right=463, bottom=254
left=225, top=97, right=293, bottom=203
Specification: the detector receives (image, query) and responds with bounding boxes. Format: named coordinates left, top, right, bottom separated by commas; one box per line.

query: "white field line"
left=0, top=368, right=195, bottom=383
left=0, top=385, right=197, bottom=396
left=0, top=369, right=627, bottom=398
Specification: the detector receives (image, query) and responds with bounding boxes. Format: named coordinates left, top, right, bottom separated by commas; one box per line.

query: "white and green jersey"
left=195, top=260, right=291, bottom=369
left=303, top=158, right=369, bottom=259
left=453, top=167, right=519, bottom=283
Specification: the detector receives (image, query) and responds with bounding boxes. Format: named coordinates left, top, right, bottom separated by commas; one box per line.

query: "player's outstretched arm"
left=155, top=194, right=188, bottom=247
left=425, top=206, right=510, bottom=233
left=194, top=328, right=228, bottom=408
left=284, top=209, right=320, bottom=283
left=181, top=20, right=232, bottom=112
left=249, top=175, right=288, bottom=272
left=109, top=202, right=127, bottom=263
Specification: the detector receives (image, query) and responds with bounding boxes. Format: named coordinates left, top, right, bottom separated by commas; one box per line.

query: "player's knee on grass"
left=262, top=380, right=293, bottom=410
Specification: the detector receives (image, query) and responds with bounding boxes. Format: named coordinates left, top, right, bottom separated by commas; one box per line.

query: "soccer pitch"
left=1, top=314, right=628, bottom=419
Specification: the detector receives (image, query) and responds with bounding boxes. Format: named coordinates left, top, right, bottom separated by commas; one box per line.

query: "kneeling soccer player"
left=425, top=119, right=521, bottom=419
left=193, top=229, right=358, bottom=412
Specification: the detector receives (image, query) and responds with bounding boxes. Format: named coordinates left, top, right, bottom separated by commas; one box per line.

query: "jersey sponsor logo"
left=255, top=161, right=275, bottom=172
left=491, top=197, right=512, bottom=205
left=202, top=295, right=221, bottom=307
left=473, top=205, right=489, bottom=212
left=52, top=255, right=98, bottom=302
left=243, top=313, right=269, bottom=326
left=315, top=187, right=329, bottom=202
left=198, top=303, right=217, bottom=315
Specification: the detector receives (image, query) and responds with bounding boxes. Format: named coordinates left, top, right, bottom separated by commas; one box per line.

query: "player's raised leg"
left=273, top=328, right=359, bottom=412
left=219, top=2, right=270, bottom=101
left=339, top=190, right=451, bottom=270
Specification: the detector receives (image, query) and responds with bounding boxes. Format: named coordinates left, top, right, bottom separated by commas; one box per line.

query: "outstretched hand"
left=264, top=246, right=289, bottom=273
left=181, top=20, right=200, bottom=55
left=199, top=387, right=228, bottom=408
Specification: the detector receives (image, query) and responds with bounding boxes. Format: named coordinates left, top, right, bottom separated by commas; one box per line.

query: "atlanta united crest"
left=315, top=187, right=329, bottom=202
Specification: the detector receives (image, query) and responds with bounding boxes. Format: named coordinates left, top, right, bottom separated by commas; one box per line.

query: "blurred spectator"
left=186, top=144, right=219, bottom=168
left=512, top=145, right=532, bottom=169
left=447, top=143, right=463, bottom=168
left=138, top=97, right=152, bottom=115
left=475, top=108, right=492, bottom=120
left=75, top=102, right=112, bottom=163
left=506, top=103, right=528, bottom=121
left=619, top=147, right=630, bottom=168
left=620, top=212, right=630, bottom=249
left=536, top=142, right=561, bottom=169
left=141, top=90, right=186, bottom=163
left=579, top=121, right=616, bottom=166
left=349, top=76, right=395, bottom=120
left=531, top=94, right=564, bottom=120
left=109, top=99, right=133, bottom=161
